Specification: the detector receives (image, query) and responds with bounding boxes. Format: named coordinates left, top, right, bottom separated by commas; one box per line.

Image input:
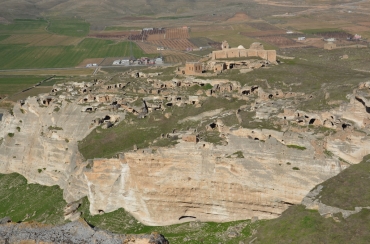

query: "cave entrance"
left=179, top=216, right=196, bottom=220
left=103, top=115, right=111, bottom=121
left=209, top=122, right=217, bottom=129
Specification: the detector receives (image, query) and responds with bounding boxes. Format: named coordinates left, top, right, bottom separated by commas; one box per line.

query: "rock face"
left=84, top=130, right=341, bottom=225
left=0, top=96, right=124, bottom=202
left=0, top=217, right=168, bottom=244
left=2, top=80, right=370, bottom=226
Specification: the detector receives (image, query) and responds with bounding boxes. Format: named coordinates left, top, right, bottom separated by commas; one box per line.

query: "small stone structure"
left=185, top=62, right=203, bottom=75
left=212, top=41, right=276, bottom=62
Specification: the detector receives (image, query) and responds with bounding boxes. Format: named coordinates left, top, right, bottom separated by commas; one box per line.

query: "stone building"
left=180, top=62, right=203, bottom=75
left=211, top=41, right=276, bottom=62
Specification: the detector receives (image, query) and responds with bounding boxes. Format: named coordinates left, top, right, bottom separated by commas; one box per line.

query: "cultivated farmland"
left=47, top=18, right=90, bottom=37
left=0, top=76, right=46, bottom=98
left=149, top=39, right=197, bottom=51
left=0, top=19, right=47, bottom=34
left=0, top=39, right=146, bottom=69
left=0, top=34, right=83, bottom=46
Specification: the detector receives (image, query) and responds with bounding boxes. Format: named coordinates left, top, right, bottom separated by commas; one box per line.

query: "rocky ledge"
left=0, top=217, right=168, bottom=244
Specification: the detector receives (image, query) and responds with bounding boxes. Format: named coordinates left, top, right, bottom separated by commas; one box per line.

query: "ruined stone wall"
left=212, top=49, right=276, bottom=62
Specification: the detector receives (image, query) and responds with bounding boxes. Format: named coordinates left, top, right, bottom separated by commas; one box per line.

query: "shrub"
left=48, top=126, right=63, bottom=130
left=293, top=167, right=300, bottom=170
left=8, top=133, right=14, bottom=137
left=287, top=144, right=306, bottom=150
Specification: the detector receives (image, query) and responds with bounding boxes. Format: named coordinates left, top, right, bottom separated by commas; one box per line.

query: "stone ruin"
left=212, top=41, right=277, bottom=62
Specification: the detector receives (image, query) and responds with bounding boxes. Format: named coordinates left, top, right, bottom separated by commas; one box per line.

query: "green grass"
left=0, top=173, right=67, bottom=225
left=250, top=205, right=370, bottom=244
left=202, top=131, right=224, bottom=145
left=318, top=155, right=370, bottom=210
left=79, top=97, right=245, bottom=159
left=301, top=28, right=342, bottom=34
left=47, top=18, right=90, bottom=37
left=287, top=144, right=306, bottom=150
left=78, top=197, right=259, bottom=244
left=227, top=151, right=245, bottom=158
left=0, top=38, right=146, bottom=69
left=0, top=76, right=46, bottom=97
left=0, top=35, right=10, bottom=41
left=48, top=126, right=63, bottom=130
left=104, top=26, right=141, bottom=31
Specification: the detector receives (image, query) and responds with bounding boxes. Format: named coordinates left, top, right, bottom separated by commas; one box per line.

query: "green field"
left=0, top=19, right=47, bottom=34
left=0, top=76, right=46, bottom=97
left=0, top=18, right=151, bottom=69
left=301, top=28, right=342, bottom=34
left=47, top=18, right=90, bottom=37
left=0, top=35, right=10, bottom=41
left=104, top=26, right=142, bottom=31
left=0, top=38, right=147, bottom=69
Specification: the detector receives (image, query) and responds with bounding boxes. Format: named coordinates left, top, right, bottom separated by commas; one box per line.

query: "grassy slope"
left=0, top=173, right=66, bottom=225
left=251, top=205, right=370, bottom=244
left=318, top=155, right=370, bottom=210
left=249, top=154, right=370, bottom=243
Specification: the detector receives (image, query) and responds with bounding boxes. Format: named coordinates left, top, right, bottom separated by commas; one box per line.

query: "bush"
left=8, top=133, right=14, bottom=137
left=287, top=144, right=306, bottom=150
left=293, top=167, right=300, bottom=170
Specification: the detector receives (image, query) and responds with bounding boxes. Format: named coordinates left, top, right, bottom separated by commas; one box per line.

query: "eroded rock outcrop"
left=2, top=78, right=370, bottom=226
left=0, top=217, right=168, bottom=244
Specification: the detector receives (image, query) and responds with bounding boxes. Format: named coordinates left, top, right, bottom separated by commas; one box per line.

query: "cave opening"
left=179, top=216, right=196, bottom=220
